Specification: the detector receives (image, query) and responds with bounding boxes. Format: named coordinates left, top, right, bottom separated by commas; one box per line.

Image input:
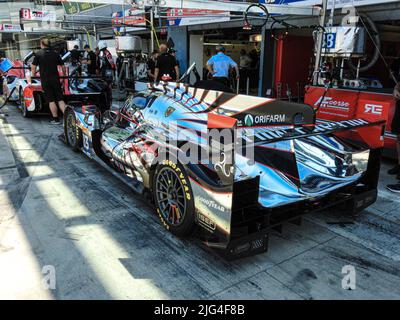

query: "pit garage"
left=1, top=0, right=400, bottom=304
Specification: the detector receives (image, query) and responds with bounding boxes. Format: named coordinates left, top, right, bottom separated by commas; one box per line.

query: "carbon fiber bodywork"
left=64, top=83, right=384, bottom=259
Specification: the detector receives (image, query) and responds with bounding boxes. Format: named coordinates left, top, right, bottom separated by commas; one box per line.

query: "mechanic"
left=98, top=41, right=116, bottom=107
left=69, top=44, right=81, bottom=76
left=206, top=45, right=239, bottom=87
left=154, top=44, right=179, bottom=82
left=81, top=45, right=97, bottom=76
left=116, top=52, right=124, bottom=79
left=387, top=82, right=400, bottom=193
left=168, top=48, right=179, bottom=81
left=147, top=50, right=159, bottom=82
left=31, top=37, right=66, bottom=125
left=239, top=49, right=252, bottom=92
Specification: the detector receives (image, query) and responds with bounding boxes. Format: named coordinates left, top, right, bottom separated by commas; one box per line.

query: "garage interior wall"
left=167, top=26, right=188, bottom=74
left=189, top=34, right=204, bottom=83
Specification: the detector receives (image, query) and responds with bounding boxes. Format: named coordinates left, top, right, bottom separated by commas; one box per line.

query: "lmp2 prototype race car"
left=2, top=52, right=110, bottom=117
left=63, top=82, right=384, bottom=259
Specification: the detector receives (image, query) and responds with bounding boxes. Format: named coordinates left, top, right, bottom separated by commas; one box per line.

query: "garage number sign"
left=323, top=33, right=337, bottom=49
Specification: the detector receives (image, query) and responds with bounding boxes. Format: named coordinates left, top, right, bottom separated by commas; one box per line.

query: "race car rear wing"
left=207, top=113, right=385, bottom=151
left=204, top=114, right=384, bottom=259
left=240, top=118, right=386, bottom=146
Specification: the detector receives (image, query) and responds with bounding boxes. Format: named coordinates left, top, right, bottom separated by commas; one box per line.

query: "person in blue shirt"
left=206, top=45, right=239, bottom=87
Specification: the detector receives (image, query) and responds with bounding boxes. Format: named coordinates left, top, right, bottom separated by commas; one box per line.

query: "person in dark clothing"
left=70, top=45, right=81, bottom=64
left=154, top=44, right=179, bottom=82
left=168, top=48, right=179, bottom=80
left=95, top=47, right=101, bottom=75
left=147, top=50, right=159, bottom=82
left=98, top=40, right=115, bottom=107
left=69, top=44, right=81, bottom=76
left=31, top=37, right=66, bottom=125
left=116, top=52, right=123, bottom=78
left=81, top=45, right=97, bottom=76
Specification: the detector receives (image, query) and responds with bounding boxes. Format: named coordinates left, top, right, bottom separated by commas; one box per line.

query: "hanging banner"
left=19, top=8, right=57, bottom=21
left=166, top=8, right=230, bottom=27
left=112, top=8, right=146, bottom=35
left=62, top=1, right=105, bottom=15
left=260, top=0, right=400, bottom=8
left=0, top=24, right=22, bottom=32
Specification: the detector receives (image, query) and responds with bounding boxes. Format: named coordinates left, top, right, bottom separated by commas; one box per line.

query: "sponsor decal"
left=197, top=212, right=216, bottom=231
left=214, top=152, right=232, bottom=177
left=243, top=114, right=286, bottom=126
left=198, top=197, right=226, bottom=213
left=165, top=106, right=175, bottom=118
left=364, top=103, right=383, bottom=115
left=244, top=114, right=253, bottom=126
left=315, top=96, right=350, bottom=110
left=0, top=24, right=21, bottom=32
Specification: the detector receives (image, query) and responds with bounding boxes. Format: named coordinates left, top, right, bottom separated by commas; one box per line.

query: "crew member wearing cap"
left=206, top=45, right=239, bottom=87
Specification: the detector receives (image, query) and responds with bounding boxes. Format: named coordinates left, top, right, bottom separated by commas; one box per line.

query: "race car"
left=1, top=58, right=41, bottom=107
left=8, top=51, right=110, bottom=117
left=63, top=82, right=384, bottom=259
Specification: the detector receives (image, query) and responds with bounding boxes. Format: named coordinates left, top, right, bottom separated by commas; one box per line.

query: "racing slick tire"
left=64, top=107, right=82, bottom=152
left=152, top=160, right=195, bottom=237
left=19, top=88, right=30, bottom=118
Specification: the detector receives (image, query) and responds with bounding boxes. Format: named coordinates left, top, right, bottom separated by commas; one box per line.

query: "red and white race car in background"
left=3, top=51, right=110, bottom=117
left=2, top=57, right=41, bottom=115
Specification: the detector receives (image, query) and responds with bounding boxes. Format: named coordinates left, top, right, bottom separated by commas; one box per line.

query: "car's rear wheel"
left=153, top=160, right=195, bottom=237
left=64, top=108, right=82, bottom=151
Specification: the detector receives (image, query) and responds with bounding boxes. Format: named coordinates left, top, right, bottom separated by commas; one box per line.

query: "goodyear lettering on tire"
left=157, top=160, right=192, bottom=229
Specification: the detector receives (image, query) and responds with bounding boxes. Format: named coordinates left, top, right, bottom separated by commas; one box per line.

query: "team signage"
left=261, top=0, right=400, bottom=8
left=112, top=8, right=146, bottom=34
left=166, top=8, right=230, bottom=27
left=0, top=24, right=22, bottom=32
left=19, top=8, right=56, bottom=22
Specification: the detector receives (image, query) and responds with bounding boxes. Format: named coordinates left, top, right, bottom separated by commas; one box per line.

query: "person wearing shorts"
left=31, top=37, right=66, bottom=124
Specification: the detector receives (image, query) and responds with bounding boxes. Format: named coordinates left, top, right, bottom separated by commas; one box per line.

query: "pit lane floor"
left=1, top=104, right=400, bottom=300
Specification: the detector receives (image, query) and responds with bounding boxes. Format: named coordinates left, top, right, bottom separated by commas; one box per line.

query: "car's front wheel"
left=153, top=160, right=195, bottom=237
left=64, top=108, right=82, bottom=151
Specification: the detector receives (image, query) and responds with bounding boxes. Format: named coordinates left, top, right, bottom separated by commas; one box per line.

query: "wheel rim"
left=155, top=167, right=187, bottom=226
left=66, top=113, right=77, bottom=146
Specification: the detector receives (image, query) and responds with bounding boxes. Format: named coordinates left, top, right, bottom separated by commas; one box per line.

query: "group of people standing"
left=69, top=42, right=115, bottom=80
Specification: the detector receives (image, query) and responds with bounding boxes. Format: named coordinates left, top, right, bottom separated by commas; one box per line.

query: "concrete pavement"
left=1, top=104, right=400, bottom=299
